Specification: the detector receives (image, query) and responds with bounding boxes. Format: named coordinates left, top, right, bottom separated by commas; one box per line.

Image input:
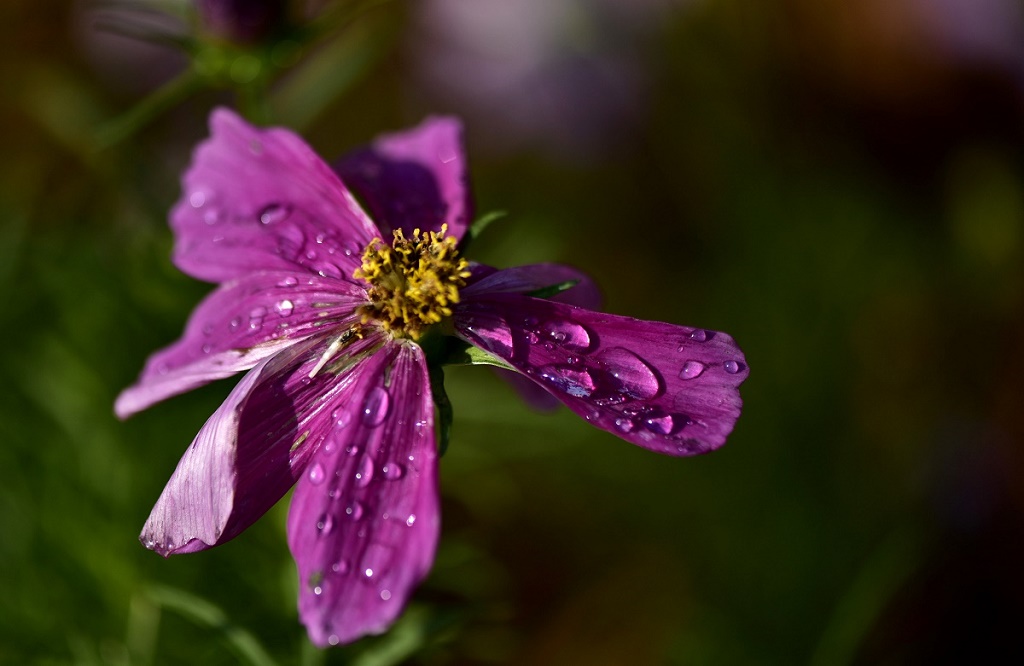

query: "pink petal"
left=463, top=262, right=602, bottom=309
left=333, top=116, right=471, bottom=241
left=455, top=294, right=748, bottom=455
left=172, top=108, right=379, bottom=284
left=140, top=330, right=390, bottom=556
left=116, top=272, right=367, bottom=418
left=287, top=340, right=438, bottom=647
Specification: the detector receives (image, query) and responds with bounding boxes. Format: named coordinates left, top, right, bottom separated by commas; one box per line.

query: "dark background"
left=2, top=0, right=1023, bottom=663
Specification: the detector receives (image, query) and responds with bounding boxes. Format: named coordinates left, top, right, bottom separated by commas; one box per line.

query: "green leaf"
left=428, top=366, right=454, bottom=457
left=526, top=279, right=580, bottom=300
left=463, top=210, right=508, bottom=247
left=145, top=584, right=279, bottom=666
left=444, top=345, right=516, bottom=372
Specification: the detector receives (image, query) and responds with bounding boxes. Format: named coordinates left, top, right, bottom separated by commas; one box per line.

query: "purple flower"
left=196, top=0, right=286, bottom=43
left=117, top=108, right=748, bottom=646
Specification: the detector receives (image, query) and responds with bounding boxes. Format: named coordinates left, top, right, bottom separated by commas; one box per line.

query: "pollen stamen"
left=353, top=224, right=470, bottom=339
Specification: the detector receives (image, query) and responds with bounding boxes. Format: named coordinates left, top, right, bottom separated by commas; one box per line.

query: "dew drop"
left=724, top=360, right=741, bottom=374
left=313, top=585, right=323, bottom=596
left=275, top=299, right=294, bottom=317
left=189, top=191, right=206, bottom=208
left=382, top=462, right=405, bottom=480
left=278, top=276, right=298, bottom=287
left=316, top=513, right=334, bottom=535
left=472, top=322, right=513, bottom=358
left=380, top=589, right=392, bottom=601
left=203, top=209, right=221, bottom=225
left=354, top=455, right=374, bottom=488
left=328, top=635, right=340, bottom=646
left=308, top=463, right=326, bottom=485
left=644, top=414, right=675, bottom=435
left=538, top=365, right=595, bottom=398
left=345, top=444, right=361, bottom=457
left=259, top=203, right=291, bottom=225
left=362, top=387, right=390, bottom=426
left=689, top=329, right=708, bottom=342
left=540, top=320, right=591, bottom=350
left=229, top=317, right=241, bottom=330
left=345, top=501, right=364, bottom=520
left=614, top=417, right=636, bottom=433
left=406, top=514, right=417, bottom=527
left=332, top=559, right=350, bottom=574
left=201, top=344, right=211, bottom=354
left=364, top=568, right=374, bottom=578
left=679, top=360, right=706, bottom=380
left=595, top=347, right=660, bottom=399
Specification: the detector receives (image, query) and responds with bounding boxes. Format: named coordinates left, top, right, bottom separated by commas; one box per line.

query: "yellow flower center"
left=353, top=224, right=471, bottom=340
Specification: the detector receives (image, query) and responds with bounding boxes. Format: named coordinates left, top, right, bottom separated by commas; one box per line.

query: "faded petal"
left=140, top=330, right=390, bottom=556
left=455, top=294, right=748, bottom=455
left=173, top=108, right=379, bottom=284
left=334, top=117, right=471, bottom=241
left=116, top=272, right=366, bottom=418
left=287, top=340, right=438, bottom=647
left=463, top=262, right=601, bottom=309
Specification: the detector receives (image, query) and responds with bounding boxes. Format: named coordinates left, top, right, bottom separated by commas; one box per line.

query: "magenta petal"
left=455, top=294, right=748, bottom=456
left=116, top=272, right=367, bottom=418
left=172, top=108, right=379, bottom=284
left=140, top=330, right=390, bottom=556
left=463, top=262, right=602, bottom=309
left=287, top=340, right=438, bottom=647
left=333, top=117, right=471, bottom=241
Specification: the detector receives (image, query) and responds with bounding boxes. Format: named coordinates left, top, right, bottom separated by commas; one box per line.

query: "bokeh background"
left=2, top=0, right=1024, bottom=663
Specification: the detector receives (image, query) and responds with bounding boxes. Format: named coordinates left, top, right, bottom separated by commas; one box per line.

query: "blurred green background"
left=2, top=0, right=1023, bottom=663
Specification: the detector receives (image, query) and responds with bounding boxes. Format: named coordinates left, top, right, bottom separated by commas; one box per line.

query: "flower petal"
left=463, top=262, right=601, bottom=309
left=173, top=108, right=379, bottom=283
left=140, top=330, right=390, bottom=556
left=287, top=340, right=438, bottom=646
left=455, top=294, right=748, bottom=455
left=333, top=116, right=471, bottom=241
left=116, top=272, right=367, bottom=418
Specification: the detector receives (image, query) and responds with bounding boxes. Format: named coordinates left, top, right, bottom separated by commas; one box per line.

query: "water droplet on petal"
left=278, top=276, right=298, bottom=288
left=363, top=568, right=374, bottom=578
left=204, top=209, right=221, bottom=225
left=354, top=455, right=374, bottom=488
left=540, top=320, right=591, bottom=350
left=644, top=414, right=674, bottom=435
left=345, top=501, right=364, bottom=520
left=308, top=463, right=326, bottom=485
left=382, top=462, right=405, bottom=480
left=724, top=360, right=741, bottom=374
left=472, top=322, right=513, bottom=358
left=595, top=347, right=660, bottom=399
left=406, top=514, right=417, bottom=527
left=229, top=317, right=241, bottom=330
left=332, top=559, right=350, bottom=574
left=380, top=589, right=392, bottom=601
left=313, top=585, right=324, bottom=596
left=275, top=299, right=294, bottom=317
left=259, top=203, right=291, bottom=225
left=362, top=387, right=390, bottom=426
left=316, top=513, right=334, bottom=534
left=614, top=417, right=636, bottom=433
left=189, top=191, right=207, bottom=208
left=679, top=360, right=706, bottom=380
left=345, top=444, right=360, bottom=457
left=689, top=329, right=708, bottom=342
left=538, top=365, right=595, bottom=398
left=201, top=344, right=211, bottom=354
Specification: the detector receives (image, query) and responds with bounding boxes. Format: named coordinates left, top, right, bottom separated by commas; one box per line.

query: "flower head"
left=117, top=108, right=748, bottom=646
